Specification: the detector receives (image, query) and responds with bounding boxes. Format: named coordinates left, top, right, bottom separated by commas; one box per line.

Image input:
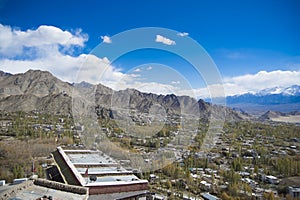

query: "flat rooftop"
left=67, top=152, right=118, bottom=165
left=55, top=147, right=148, bottom=187
left=2, top=184, right=86, bottom=200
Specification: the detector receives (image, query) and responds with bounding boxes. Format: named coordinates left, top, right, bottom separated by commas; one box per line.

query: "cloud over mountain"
left=0, top=24, right=299, bottom=100
left=0, top=24, right=130, bottom=85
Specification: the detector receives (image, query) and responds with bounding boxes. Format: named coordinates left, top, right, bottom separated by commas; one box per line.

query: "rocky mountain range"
left=226, top=85, right=300, bottom=115
left=0, top=70, right=245, bottom=122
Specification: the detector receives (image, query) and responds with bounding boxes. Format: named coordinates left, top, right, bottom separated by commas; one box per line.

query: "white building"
left=265, top=175, right=279, bottom=184
left=288, top=186, right=300, bottom=198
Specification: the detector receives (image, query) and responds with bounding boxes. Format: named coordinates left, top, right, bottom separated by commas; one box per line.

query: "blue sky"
left=0, top=0, right=299, bottom=98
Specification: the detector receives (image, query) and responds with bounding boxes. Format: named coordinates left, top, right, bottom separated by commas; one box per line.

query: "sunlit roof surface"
left=59, top=147, right=148, bottom=187
left=67, top=153, right=117, bottom=165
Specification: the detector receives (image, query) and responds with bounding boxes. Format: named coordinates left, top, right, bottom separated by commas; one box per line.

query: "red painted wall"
left=88, top=182, right=148, bottom=195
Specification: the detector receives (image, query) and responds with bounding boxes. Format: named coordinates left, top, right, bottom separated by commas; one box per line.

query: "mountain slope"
left=259, top=110, right=300, bottom=123
left=0, top=69, right=73, bottom=98
left=0, top=70, right=246, bottom=122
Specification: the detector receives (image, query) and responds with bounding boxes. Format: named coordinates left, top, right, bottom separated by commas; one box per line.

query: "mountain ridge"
left=0, top=70, right=245, bottom=122
left=0, top=69, right=73, bottom=98
left=226, top=85, right=300, bottom=115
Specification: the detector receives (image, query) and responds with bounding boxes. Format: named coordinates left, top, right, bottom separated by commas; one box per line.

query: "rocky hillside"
left=259, top=110, right=286, bottom=120
left=0, top=70, right=73, bottom=98
left=0, top=70, right=246, bottom=121
left=259, top=110, right=300, bottom=123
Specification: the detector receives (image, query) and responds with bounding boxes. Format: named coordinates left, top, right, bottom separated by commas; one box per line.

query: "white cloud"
left=1, top=24, right=299, bottom=101
left=100, top=35, right=112, bottom=43
left=0, top=53, right=123, bottom=84
left=171, top=81, right=180, bottom=85
left=155, top=35, right=176, bottom=45
left=132, top=66, right=151, bottom=73
left=177, top=32, right=189, bottom=37
left=74, top=55, right=126, bottom=84
left=128, top=73, right=140, bottom=78
left=187, top=70, right=300, bottom=99
left=77, top=69, right=300, bottom=99
left=0, top=24, right=87, bottom=58
left=101, top=56, right=111, bottom=64
left=223, top=70, right=300, bottom=94
left=0, top=24, right=130, bottom=85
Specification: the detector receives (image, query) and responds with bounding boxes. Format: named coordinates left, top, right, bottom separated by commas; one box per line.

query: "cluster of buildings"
left=1, top=110, right=300, bottom=199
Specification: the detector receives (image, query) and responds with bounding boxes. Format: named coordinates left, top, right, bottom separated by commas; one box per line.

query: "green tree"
left=166, top=180, right=172, bottom=189
left=221, top=192, right=231, bottom=200
left=12, top=165, right=24, bottom=178
left=264, top=192, right=275, bottom=200
left=228, top=184, right=239, bottom=196
left=37, top=165, right=44, bottom=178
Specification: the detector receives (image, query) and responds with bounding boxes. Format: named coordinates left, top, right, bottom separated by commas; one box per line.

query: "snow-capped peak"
left=256, top=85, right=300, bottom=96
left=283, top=85, right=300, bottom=95
left=257, top=87, right=282, bottom=95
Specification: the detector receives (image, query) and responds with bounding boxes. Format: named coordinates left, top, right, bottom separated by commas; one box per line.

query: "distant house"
left=258, top=174, right=280, bottom=184
left=73, top=125, right=84, bottom=131
left=149, top=174, right=157, bottom=180
left=200, top=180, right=211, bottom=191
left=152, top=193, right=166, bottom=200
left=288, top=186, right=300, bottom=198
left=0, top=180, right=5, bottom=186
left=201, top=192, right=219, bottom=200
left=265, top=175, right=279, bottom=184
left=13, top=178, right=28, bottom=185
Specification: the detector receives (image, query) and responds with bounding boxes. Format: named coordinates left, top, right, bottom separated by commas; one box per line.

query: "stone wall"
left=34, top=178, right=88, bottom=195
